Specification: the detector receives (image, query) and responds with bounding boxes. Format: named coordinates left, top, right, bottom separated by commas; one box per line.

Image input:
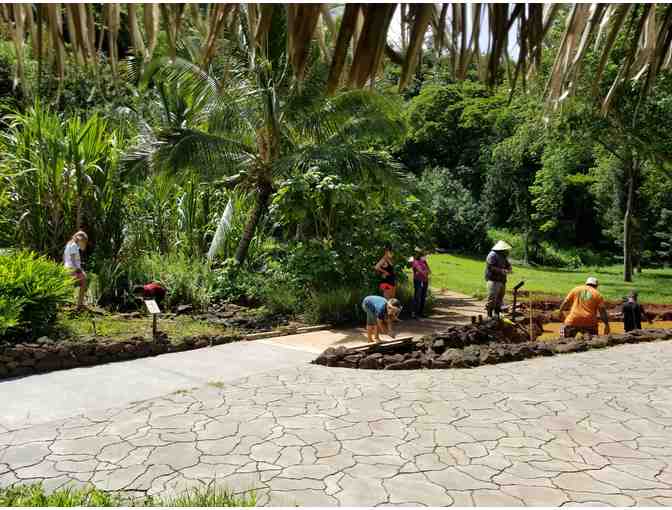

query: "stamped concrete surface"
left=0, top=341, right=313, bottom=429
left=2, top=341, right=672, bottom=506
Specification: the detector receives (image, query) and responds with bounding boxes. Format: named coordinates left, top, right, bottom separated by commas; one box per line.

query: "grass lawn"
left=427, top=253, right=672, bottom=305
left=55, top=312, right=236, bottom=343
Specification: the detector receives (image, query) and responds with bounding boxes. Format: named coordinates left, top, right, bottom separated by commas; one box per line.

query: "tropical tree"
left=124, top=11, right=405, bottom=266
left=4, top=4, right=672, bottom=109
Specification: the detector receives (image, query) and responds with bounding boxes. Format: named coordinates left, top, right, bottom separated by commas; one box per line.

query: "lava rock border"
left=313, top=324, right=672, bottom=370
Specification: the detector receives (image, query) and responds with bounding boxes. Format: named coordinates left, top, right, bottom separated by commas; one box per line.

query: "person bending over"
left=133, top=282, right=167, bottom=305
left=559, top=277, right=610, bottom=337
left=361, top=295, right=401, bottom=343
left=622, top=290, right=652, bottom=332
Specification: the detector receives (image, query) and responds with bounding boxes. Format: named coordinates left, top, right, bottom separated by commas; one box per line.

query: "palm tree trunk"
left=234, top=182, right=272, bottom=265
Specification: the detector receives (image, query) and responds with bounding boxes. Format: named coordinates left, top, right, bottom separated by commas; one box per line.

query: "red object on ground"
left=143, top=283, right=166, bottom=300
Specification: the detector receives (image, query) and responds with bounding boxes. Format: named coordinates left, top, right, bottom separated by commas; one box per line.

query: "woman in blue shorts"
left=362, top=295, right=401, bottom=343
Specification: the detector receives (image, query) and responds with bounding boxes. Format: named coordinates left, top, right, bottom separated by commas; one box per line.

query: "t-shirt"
left=622, top=300, right=644, bottom=331
left=411, top=258, right=430, bottom=282
left=363, top=295, right=388, bottom=320
left=564, top=285, right=604, bottom=327
left=143, top=283, right=166, bottom=300
left=63, top=241, right=81, bottom=270
left=485, top=251, right=511, bottom=283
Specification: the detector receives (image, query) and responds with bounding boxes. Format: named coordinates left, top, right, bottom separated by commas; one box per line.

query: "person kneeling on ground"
left=559, top=277, right=610, bottom=337
left=361, top=295, right=402, bottom=343
left=133, top=282, right=167, bottom=305
left=484, top=240, right=512, bottom=318
left=622, top=290, right=652, bottom=332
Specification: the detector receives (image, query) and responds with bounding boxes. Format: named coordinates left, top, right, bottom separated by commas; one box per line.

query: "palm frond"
left=273, top=145, right=407, bottom=188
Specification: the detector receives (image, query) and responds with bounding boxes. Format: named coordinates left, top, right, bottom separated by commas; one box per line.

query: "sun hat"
left=585, top=277, right=599, bottom=286
left=492, top=240, right=512, bottom=251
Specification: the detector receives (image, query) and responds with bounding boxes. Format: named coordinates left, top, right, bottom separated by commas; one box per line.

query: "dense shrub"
left=304, top=279, right=432, bottom=325
left=487, top=228, right=615, bottom=268
left=420, top=168, right=489, bottom=253
left=0, top=251, right=73, bottom=340
left=89, top=252, right=218, bottom=311
left=125, top=252, right=216, bottom=311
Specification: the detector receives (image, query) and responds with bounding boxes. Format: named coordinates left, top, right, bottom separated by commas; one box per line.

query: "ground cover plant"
left=0, top=482, right=256, bottom=507
left=54, top=311, right=237, bottom=344
left=429, top=253, right=672, bottom=304
left=0, top=250, right=73, bottom=340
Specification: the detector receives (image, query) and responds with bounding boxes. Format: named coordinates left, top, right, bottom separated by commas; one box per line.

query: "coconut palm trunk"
left=234, top=181, right=272, bottom=264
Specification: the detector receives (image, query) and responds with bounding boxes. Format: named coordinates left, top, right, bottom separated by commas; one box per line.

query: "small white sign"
left=144, top=299, right=161, bottom=315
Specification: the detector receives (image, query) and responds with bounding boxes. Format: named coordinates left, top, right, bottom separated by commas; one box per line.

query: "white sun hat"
left=585, top=277, right=599, bottom=286
left=492, top=240, right=513, bottom=251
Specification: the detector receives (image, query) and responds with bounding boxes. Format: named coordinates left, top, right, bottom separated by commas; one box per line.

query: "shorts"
left=561, top=325, right=598, bottom=338
left=379, top=283, right=395, bottom=292
left=71, top=270, right=85, bottom=288
left=362, top=303, right=378, bottom=326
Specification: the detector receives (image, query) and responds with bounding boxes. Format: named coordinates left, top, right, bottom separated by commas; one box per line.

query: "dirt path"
left=263, top=290, right=486, bottom=354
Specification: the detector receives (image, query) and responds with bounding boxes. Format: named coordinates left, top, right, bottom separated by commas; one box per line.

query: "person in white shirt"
left=63, top=230, right=88, bottom=310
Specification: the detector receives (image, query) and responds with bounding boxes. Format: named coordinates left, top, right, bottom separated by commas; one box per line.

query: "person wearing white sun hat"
left=558, top=276, right=610, bottom=338
left=484, top=240, right=512, bottom=318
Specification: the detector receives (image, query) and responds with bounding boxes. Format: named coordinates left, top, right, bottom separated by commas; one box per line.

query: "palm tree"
left=123, top=16, right=405, bottom=265
left=5, top=3, right=672, bottom=108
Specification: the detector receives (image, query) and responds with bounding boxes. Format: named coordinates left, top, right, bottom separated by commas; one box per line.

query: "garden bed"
left=313, top=319, right=672, bottom=370
left=0, top=305, right=323, bottom=380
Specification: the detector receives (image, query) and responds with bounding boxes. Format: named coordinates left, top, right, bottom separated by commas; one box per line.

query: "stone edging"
left=0, top=324, right=330, bottom=380
left=313, top=328, right=672, bottom=370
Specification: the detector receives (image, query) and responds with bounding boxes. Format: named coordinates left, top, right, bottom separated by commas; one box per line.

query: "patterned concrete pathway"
left=2, top=340, right=672, bottom=506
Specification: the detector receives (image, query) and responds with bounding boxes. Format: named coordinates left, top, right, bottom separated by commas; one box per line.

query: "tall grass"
left=304, top=278, right=433, bottom=325
left=0, top=483, right=256, bottom=507
left=0, top=101, right=128, bottom=261
left=126, top=251, right=216, bottom=310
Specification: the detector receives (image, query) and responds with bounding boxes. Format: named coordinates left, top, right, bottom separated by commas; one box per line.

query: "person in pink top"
left=410, top=247, right=431, bottom=319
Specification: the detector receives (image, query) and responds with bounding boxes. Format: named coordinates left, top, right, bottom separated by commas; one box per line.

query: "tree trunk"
left=234, top=182, right=272, bottom=265
left=623, top=158, right=635, bottom=282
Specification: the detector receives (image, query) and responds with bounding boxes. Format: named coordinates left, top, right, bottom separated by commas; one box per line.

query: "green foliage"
left=0, top=482, right=255, bottom=507
left=402, top=81, right=511, bottom=194
left=420, top=168, right=488, bottom=253
left=126, top=252, right=215, bottom=311
left=488, top=228, right=614, bottom=268
left=0, top=101, right=128, bottom=261
left=0, top=483, right=124, bottom=507
left=304, top=286, right=367, bottom=324
left=0, top=251, right=73, bottom=340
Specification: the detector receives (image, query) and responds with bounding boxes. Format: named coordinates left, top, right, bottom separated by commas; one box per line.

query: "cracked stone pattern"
left=1, top=342, right=672, bottom=505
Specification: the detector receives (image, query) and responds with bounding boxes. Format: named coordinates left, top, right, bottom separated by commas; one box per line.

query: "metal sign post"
left=144, top=299, right=161, bottom=339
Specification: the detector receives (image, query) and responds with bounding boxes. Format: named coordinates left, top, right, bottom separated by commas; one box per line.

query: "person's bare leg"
left=374, top=325, right=381, bottom=342
left=367, top=325, right=375, bottom=343
left=77, top=275, right=86, bottom=309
